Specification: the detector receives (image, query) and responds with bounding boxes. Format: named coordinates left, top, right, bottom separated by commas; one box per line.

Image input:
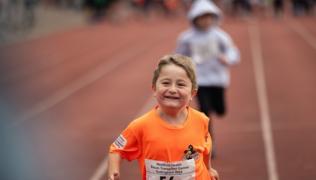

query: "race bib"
left=191, top=35, right=220, bottom=64
left=145, top=159, right=195, bottom=180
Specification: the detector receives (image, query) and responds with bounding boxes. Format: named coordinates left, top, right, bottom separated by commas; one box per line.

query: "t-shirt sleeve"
left=175, top=33, right=191, bottom=57
left=203, top=117, right=211, bottom=155
left=204, top=130, right=211, bottom=155
left=109, top=121, right=141, bottom=161
left=218, top=29, right=240, bottom=65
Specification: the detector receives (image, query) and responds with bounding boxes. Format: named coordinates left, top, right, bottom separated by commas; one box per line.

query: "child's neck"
left=157, top=107, right=188, bottom=126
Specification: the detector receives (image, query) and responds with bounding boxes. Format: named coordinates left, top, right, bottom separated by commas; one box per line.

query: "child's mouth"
left=164, top=96, right=180, bottom=100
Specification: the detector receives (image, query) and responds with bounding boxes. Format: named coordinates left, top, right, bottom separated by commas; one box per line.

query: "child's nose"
left=169, top=84, right=177, bottom=92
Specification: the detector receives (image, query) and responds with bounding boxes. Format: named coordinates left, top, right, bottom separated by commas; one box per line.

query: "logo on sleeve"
left=113, top=134, right=127, bottom=149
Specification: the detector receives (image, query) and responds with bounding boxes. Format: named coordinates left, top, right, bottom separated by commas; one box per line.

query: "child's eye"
left=178, top=83, right=186, bottom=87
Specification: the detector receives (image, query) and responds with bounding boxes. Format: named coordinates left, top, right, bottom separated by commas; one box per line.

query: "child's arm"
left=217, top=31, right=240, bottom=66
left=204, top=120, right=219, bottom=180
left=218, top=54, right=230, bottom=66
left=107, top=153, right=121, bottom=180
left=209, top=167, right=219, bottom=180
left=204, top=153, right=219, bottom=180
left=203, top=153, right=210, bottom=169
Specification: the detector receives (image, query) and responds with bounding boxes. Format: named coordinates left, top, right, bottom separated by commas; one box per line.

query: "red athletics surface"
left=0, top=13, right=315, bottom=180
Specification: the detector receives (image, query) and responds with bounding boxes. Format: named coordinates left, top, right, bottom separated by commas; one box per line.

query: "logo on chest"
left=183, top=144, right=199, bottom=160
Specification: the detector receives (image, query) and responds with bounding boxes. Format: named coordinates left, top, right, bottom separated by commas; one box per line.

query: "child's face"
left=153, top=64, right=196, bottom=112
left=194, top=14, right=215, bottom=31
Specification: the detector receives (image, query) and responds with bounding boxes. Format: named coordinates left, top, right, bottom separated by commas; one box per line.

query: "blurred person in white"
left=176, top=0, right=240, bottom=159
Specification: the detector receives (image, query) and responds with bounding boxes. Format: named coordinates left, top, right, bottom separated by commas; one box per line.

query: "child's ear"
left=152, top=85, right=157, bottom=97
left=191, top=89, right=197, bottom=97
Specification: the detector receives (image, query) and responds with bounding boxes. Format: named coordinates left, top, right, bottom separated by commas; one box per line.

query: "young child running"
left=107, top=54, right=219, bottom=180
left=175, top=0, right=240, bottom=158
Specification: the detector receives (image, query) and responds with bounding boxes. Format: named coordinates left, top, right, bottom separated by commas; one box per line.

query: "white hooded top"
left=176, top=0, right=240, bottom=87
left=188, top=0, right=222, bottom=21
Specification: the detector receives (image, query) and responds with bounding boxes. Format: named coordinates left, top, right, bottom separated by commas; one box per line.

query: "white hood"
left=188, top=0, right=222, bottom=21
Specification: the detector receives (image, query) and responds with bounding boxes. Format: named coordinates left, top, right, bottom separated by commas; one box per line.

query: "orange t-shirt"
left=109, top=107, right=212, bottom=180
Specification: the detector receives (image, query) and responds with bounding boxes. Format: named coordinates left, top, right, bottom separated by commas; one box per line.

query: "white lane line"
left=10, top=44, right=150, bottom=127
left=286, top=20, right=316, bottom=50
left=248, top=21, right=279, bottom=180
left=89, top=96, right=156, bottom=180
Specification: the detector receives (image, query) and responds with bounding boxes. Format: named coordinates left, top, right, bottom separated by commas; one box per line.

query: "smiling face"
left=153, top=64, right=196, bottom=113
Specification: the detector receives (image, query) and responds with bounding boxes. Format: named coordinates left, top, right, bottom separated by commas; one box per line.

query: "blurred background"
left=0, top=0, right=314, bottom=43
left=0, top=0, right=315, bottom=180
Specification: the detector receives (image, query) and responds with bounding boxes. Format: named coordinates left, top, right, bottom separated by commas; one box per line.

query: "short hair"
left=152, top=54, right=197, bottom=91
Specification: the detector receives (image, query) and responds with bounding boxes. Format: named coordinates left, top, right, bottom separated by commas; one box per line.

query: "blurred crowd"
left=0, top=0, right=38, bottom=28
left=45, top=0, right=315, bottom=18
left=1, top=0, right=315, bottom=25
left=0, top=0, right=315, bottom=40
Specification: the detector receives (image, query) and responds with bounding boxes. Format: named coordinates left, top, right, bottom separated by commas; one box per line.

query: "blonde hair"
left=152, top=54, right=197, bottom=91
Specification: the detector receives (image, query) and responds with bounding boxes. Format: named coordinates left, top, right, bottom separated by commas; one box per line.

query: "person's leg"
left=213, top=87, right=226, bottom=117
left=196, top=86, right=211, bottom=116
left=197, top=86, right=216, bottom=158
left=208, top=86, right=226, bottom=159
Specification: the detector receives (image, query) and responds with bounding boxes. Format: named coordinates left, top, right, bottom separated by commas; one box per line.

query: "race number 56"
left=160, top=176, right=174, bottom=180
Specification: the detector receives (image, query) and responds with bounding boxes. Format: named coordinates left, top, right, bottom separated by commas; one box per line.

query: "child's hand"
left=209, top=168, right=219, bottom=180
left=108, top=172, right=120, bottom=180
left=218, top=54, right=229, bottom=66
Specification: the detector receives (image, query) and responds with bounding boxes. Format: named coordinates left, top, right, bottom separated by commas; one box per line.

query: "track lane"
left=212, top=19, right=269, bottom=180
left=260, top=17, right=316, bottom=179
